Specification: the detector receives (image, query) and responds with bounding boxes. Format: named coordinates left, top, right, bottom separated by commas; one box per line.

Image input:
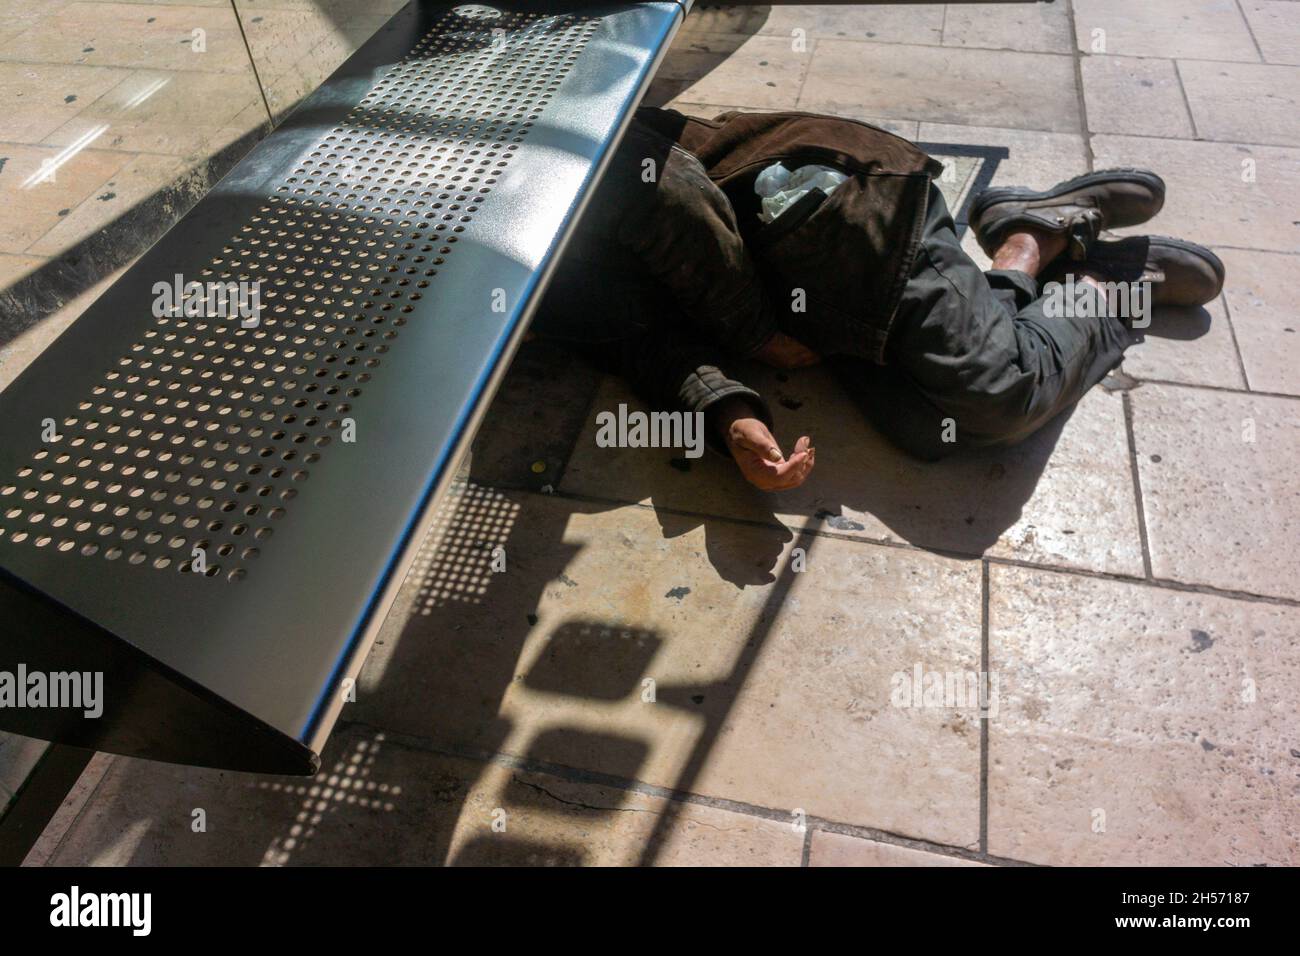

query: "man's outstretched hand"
left=752, top=331, right=820, bottom=369
left=709, top=397, right=815, bottom=492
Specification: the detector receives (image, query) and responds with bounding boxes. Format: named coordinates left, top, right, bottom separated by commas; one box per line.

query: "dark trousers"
left=833, top=184, right=1133, bottom=460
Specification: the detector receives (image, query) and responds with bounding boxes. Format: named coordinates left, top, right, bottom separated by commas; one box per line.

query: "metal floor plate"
left=0, top=1, right=684, bottom=773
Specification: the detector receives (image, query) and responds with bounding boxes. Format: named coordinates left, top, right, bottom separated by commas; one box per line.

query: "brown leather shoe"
left=1074, top=235, right=1225, bottom=307
left=1039, top=235, right=1226, bottom=332
left=971, top=168, right=1166, bottom=260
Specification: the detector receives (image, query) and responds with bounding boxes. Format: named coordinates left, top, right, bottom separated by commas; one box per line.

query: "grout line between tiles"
left=340, top=720, right=1022, bottom=867
left=1123, top=392, right=1153, bottom=579
left=531, top=484, right=1300, bottom=607
left=1212, top=245, right=1300, bottom=256
left=1130, top=377, right=1295, bottom=400
left=790, top=35, right=815, bottom=110
left=1065, top=0, right=1097, bottom=171
left=228, top=0, right=274, bottom=126
left=1234, top=0, right=1267, bottom=64
left=1215, top=290, right=1254, bottom=392
left=1084, top=128, right=1300, bottom=151
left=1171, top=59, right=1201, bottom=140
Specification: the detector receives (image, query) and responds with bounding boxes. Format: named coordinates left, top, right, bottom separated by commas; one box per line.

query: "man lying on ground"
left=536, top=108, right=1224, bottom=491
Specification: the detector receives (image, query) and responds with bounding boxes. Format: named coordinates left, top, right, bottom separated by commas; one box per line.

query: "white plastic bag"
left=754, top=161, right=848, bottom=224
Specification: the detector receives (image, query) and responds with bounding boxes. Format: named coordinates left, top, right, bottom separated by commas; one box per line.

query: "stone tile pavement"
left=3, top=2, right=1298, bottom=866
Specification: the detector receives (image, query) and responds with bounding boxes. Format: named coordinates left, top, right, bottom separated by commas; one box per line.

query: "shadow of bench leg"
left=0, top=745, right=92, bottom=867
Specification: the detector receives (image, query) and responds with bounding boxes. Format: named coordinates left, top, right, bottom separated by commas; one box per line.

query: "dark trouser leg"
left=830, top=360, right=957, bottom=462
left=838, top=183, right=1134, bottom=458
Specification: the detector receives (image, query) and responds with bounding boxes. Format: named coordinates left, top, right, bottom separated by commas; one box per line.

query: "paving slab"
left=1079, top=55, right=1195, bottom=138
left=941, top=0, right=1074, bottom=55
left=1091, top=135, right=1300, bottom=254
left=0, top=124, right=249, bottom=342
left=1072, top=0, right=1261, bottom=62
left=562, top=371, right=1143, bottom=576
left=77, top=0, right=228, bottom=5
left=41, top=67, right=265, bottom=158
left=0, top=0, right=73, bottom=49
left=1130, top=383, right=1300, bottom=599
left=41, top=725, right=803, bottom=865
left=929, top=153, right=985, bottom=219
left=1240, top=0, right=1300, bottom=66
left=238, top=5, right=387, bottom=119
left=351, top=487, right=984, bottom=848
left=754, top=4, right=945, bottom=45
left=27, top=152, right=187, bottom=256
left=961, top=228, right=992, bottom=271
left=800, top=41, right=1080, bottom=133
left=1178, top=60, right=1300, bottom=147
left=0, top=2, right=250, bottom=74
left=916, top=122, right=1089, bottom=192
left=441, top=758, right=804, bottom=866
left=0, top=143, right=131, bottom=254
left=1218, top=248, right=1300, bottom=395
left=988, top=564, right=1300, bottom=866
left=676, top=5, right=770, bottom=40
left=809, top=830, right=986, bottom=866
left=650, top=33, right=811, bottom=111
left=467, top=340, right=603, bottom=492
left=241, top=5, right=338, bottom=70
left=0, top=62, right=130, bottom=144
left=1120, top=295, right=1246, bottom=390
left=660, top=100, right=921, bottom=141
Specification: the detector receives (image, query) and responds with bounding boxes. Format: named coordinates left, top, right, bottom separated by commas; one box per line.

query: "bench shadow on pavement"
left=348, top=336, right=1066, bottom=864
left=7, top=3, right=1219, bottom=858
left=309, top=341, right=1064, bottom=866
left=32, top=303, right=1209, bottom=867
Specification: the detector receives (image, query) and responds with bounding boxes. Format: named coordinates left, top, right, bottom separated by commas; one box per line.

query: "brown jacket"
left=635, top=107, right=943, bottom=363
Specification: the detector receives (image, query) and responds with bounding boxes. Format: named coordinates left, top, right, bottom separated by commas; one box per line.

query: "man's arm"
left=613, top=322, right=815, bottom=492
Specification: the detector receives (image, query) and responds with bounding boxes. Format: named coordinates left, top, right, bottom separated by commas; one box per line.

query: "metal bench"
left=0, top=0, right=689, bottom=776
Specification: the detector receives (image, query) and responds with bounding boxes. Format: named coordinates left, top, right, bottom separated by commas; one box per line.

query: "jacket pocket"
left=752, top=186, right=829, bottom=251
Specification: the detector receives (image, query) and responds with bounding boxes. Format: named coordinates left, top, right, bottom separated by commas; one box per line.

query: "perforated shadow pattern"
left=0, top=7, right=599, bottom=584
left=408, top=480, right=520, bottom=613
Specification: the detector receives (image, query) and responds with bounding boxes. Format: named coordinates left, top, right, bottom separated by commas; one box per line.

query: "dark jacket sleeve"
left=580, top=123, right=778, bottom=358
left=612, top=320, right=774, bottom=456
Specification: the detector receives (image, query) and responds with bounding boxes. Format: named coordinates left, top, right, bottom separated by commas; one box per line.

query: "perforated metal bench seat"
left=0, top=1, right=688, bottom=774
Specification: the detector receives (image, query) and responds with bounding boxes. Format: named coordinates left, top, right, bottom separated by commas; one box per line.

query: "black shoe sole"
left=1146, top=235, right=1226, bottom=288
left=970, top=167, right=1167, bottom=227
left=1143, top=235, right=1226, bottom=305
